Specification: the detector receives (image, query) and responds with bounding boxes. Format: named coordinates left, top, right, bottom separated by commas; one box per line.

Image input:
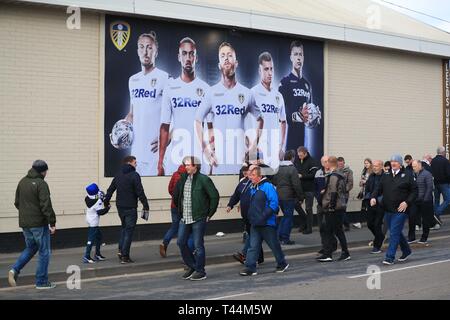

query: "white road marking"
left=206, top=292, right=254, bottom=300
left=348, top=259, right=450, bottom=279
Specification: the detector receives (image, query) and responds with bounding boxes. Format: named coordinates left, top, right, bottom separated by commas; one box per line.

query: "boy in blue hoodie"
left=240, top=166, right=288, bottom=276
left=84, top=183, right=110, bottom=263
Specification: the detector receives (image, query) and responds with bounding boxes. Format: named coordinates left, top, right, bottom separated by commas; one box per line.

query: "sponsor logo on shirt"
left=215, top=105, right=245, bottom=115
left=131, top=88, right=157, bottom=98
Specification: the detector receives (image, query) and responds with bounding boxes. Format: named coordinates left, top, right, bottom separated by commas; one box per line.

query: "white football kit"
left=251, top=83, right=286, bottom=170
left=161, top=77, right=210, bottom=175
left=196, top=82, right=261, bottom=175
left=129, top=68, right=169, bottom=176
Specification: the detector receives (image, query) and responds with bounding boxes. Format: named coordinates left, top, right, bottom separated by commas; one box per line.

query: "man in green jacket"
left=173, top=156, right=219, bottom=281
left=9, top=160, right=57, bottom=289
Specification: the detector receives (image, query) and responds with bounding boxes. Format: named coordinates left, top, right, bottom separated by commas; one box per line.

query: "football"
left=304, top=103, right=321, bottom=128
left=110, top=119, right=133, bottom=149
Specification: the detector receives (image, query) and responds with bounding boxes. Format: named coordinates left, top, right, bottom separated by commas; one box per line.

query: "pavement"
left=0, top=216, right=448, bottom=289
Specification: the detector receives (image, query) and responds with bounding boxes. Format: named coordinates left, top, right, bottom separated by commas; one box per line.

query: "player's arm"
left=279, top=96, right=287, bottom=152
left=195, top=102, right=217, bottom=166
left=158, top=124, right=170, bottom=176
left=125, top=104, right=133, bottom=123
left=158, top=86, right=172, bottom=176
left=248, top=93, right=264, bottom=151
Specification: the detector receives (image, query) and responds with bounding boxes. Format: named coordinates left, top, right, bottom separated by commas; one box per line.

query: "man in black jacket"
left=294, top=146, right=318, bottom=234
left=371, top=154, right=417, bottom=265
left=365, top=160, right=385, bottom=254
left=105, top=156, right=149, bottom=263
left=431, top=146, right=450, bottom=224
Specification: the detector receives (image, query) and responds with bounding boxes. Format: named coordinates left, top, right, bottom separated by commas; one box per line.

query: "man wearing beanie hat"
left=370, top=154, right=417, bottom=265
left=9, top=160, right=56, bottom=289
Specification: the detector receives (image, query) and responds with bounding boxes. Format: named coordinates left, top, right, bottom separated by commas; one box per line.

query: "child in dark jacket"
left=83, top=183, right=110, bottom=263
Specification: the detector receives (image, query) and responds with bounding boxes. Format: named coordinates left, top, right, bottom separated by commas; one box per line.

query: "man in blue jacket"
left=240, top=166, right=289, bottom=276
left=227, top=165, right=264, bottom=264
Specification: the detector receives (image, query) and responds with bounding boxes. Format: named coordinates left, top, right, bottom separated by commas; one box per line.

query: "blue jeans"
left=242, top=221, right=264, bottom=262
left=163, top=208, right=194, bottom=251
left=245, top=225, right=287, bottom=273
left=177, top=218, right=207, bottom=274
left=84, top=227, right=102, bottom=258
left=118, top=208, right=137, bottom=258
left=278, top=200, right=296, bottom=242
left=435, top=183, right=450, bottom=216
left=384, top=212, right=411, bottom=261
left=12, top=226, right=51, bottom=286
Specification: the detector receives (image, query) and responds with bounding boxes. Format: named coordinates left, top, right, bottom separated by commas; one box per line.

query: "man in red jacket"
left=160, top=162, right=193, bottom=257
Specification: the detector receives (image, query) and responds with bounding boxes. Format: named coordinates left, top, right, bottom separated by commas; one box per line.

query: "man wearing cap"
left=9, top=160, right=57, bottom=289
left=371, top=154, right=418, bottom=265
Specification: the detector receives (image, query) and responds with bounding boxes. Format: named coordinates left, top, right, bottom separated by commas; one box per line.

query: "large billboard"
left=104, top=15, right=324, bottom=176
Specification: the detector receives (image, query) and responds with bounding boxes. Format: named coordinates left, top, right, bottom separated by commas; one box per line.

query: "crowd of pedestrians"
left=8, top=146, right=450, bottom=287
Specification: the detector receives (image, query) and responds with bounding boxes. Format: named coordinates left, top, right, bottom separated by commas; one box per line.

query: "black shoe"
left=190, top=271, right=207, bottom=281
left=120, top=257, right=135, bottom=264
left=317, top=255, right=333, bottom=262
left=182, top=268, right=195, bottom=280
left=257, top=259, right=264, bottom=265
left=302, top=229, right=312, bottom=235
left=95, top=254, right=106, bottom=261
left=275, top=263, right=289, bottom=273
left=344, top=226, right=350, bottom=232
left=398, top=251, right=412, bottom=262
left=338, top=252, right=351, bottom=261
left=232, top=252, right=245, bottom=264
left=239, top=268, right=257, bottom=276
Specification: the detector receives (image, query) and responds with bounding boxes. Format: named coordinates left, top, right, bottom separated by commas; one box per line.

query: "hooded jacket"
left=321, top=170, right=347, bottom=213
left=247, top=177, right=279, bottom=227
left=169, top=165, right=187, bottom=209
left=105, top=164, right=149, bottom=210
left=85, top=192, right=110, bottom=227
left=337, top=166, right=354, bottom=198
left=14, top=168, right=56, bottom=228
left=272, top=160, right=304, bottom=201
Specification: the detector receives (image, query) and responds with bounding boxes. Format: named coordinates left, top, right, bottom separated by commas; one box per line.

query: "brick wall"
left=0, top=3, right=443, bottom=232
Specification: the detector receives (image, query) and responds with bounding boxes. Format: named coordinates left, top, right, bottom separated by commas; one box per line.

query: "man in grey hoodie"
left=337, top=157, right=354, bottom=231
left=272, top=150, right=304, bottom=245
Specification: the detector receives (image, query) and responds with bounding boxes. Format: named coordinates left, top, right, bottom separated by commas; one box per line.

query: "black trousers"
left=322, top=210, right=348, bottom=257
left=416, top=201, right=435, bottom=241
left=296, top=192, right=314, bottom=231
left=366, top=205, right=385, bottom=249
left=407, top=204, right=418, bottom=241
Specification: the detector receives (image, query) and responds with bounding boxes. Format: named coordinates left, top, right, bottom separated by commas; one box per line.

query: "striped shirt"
left=182, top=175, right=194, bottom=224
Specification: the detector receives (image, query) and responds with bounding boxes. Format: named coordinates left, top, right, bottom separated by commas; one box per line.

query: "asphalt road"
left=1, top=234, right=449, bottom=300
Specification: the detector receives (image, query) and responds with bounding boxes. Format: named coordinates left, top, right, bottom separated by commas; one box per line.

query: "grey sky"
left=372, top=0, right=450, bottom=33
